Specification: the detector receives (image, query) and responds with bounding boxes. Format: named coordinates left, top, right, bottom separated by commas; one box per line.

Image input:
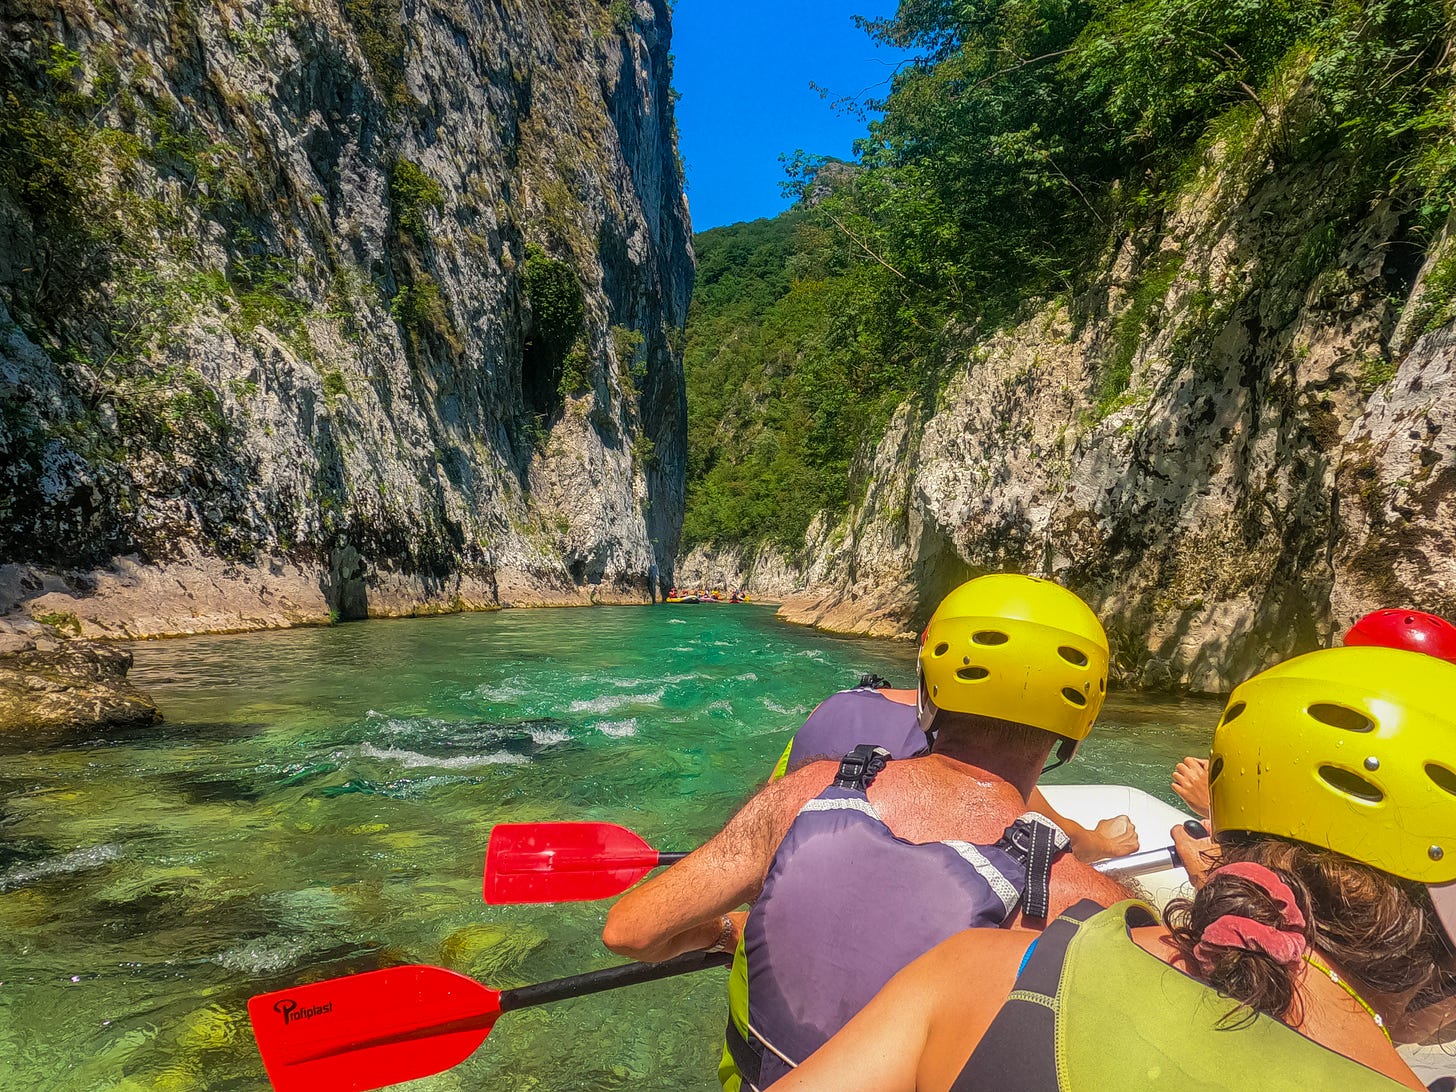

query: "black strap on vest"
left=949, top=901, right=1107, bottom=1092
left=834, top=745, right=891, bottom=790
left=725, top=1015, right=764, bottom=1088
left=1003, top=818, right=1064, bottom=921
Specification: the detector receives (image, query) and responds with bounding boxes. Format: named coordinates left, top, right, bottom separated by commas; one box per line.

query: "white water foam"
left=567, top=688, right=665, bottom=714
left=732, top=672, right=759, bottom=682
left=0, top=844, right=124, bottom=892
left=668, top=618, right=687, bottom=625
left=761, top=697, right=802, bottom=716
left=214, top=936, right=307, bottom=975
left=475, top=679, right=529, bottom=703
left=527, top=726, right=572, bottom=746
left=596, top=719, right=639, bottom=738
left=359, top=743, right=529, bottom=769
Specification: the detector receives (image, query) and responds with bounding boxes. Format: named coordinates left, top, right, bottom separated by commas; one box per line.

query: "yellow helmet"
left=917, top=574, right=1109, bottom=758
left=1210, top=646, right=1456, bottom=890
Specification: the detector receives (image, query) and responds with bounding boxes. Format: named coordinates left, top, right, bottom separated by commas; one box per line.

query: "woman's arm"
left=776, top=928, right=1034, bottom=1092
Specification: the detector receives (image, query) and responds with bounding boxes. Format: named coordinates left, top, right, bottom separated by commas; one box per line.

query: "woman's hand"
left=1171, top=756, right=1211, bottom=819
left=1171, top=822, right=1219, bottom=889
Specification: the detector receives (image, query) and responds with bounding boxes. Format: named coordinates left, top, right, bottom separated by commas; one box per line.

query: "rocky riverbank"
left=0, top=622, right=160, bottom=739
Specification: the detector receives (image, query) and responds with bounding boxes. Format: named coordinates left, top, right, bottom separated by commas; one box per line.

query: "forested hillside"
left=685, top=212, right=868, bottom=549
left=681, top=0, right=1456, bottom=690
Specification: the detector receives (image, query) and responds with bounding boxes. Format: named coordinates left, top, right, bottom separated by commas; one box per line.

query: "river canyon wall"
left=681, top=109, right=1456, bottom=693
left=0, top=0, right=690, bottom=640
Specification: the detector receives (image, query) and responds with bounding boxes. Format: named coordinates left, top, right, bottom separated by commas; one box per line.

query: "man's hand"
left=1073, top=814, right=1138, bottom=863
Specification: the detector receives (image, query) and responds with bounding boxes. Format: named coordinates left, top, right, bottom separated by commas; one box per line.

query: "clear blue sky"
left=669, top=0, right=910, bottom=232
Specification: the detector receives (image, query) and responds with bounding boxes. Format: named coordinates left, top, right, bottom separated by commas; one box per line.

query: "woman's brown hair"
left=1164, top=835, right=1443, bottom=1027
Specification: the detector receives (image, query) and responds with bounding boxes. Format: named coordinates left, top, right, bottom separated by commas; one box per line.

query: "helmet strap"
left=1040, top=736, right=1077, bottom=776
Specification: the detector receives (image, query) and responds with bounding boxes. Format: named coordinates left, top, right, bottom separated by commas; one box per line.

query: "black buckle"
left=834, top=744, right=891, bottom=789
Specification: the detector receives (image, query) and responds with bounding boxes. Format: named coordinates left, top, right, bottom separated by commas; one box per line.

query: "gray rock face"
left=0, top=0, right=691, bottom=638
left=693, top=122, right=1456, bottom=693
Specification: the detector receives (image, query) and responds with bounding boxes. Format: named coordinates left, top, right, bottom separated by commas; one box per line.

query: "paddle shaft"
left=1095, top=845, right=1178, bottom=879
left=500, top=949, right=730, bottom=1013
left=499, top=849, right=689, bottom=874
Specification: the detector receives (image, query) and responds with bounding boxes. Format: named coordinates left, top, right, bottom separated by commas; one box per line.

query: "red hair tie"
left=1193, top=862, right=1308, bottom=971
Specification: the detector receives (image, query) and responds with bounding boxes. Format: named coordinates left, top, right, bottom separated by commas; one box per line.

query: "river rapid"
left=0, top=605, right=1221, bottom=1090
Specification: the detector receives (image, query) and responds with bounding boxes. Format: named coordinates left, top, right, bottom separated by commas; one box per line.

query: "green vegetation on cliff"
left=683, top=211, right=927, bottom=550
left=683, top=0, right=1455, bottom=554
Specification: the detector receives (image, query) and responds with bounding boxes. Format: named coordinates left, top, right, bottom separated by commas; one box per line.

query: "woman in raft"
left=778, top=645, right=1456, bottom=1091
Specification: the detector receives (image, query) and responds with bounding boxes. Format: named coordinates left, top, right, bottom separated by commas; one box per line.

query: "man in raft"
left=602, top=574, right=1133, bottom=1088
left=774, top=674, right=1139, bottom=863
left=778, top=645, right=1456, bottom=1091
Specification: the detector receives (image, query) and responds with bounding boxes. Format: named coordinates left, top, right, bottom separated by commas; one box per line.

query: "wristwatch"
left=706, top=915, right=735, bottom=954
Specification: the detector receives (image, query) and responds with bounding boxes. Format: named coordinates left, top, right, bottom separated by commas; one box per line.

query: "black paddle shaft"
left=657, top=851, right=689, bottom=866
left=498, top=950, right=732, bottom=1014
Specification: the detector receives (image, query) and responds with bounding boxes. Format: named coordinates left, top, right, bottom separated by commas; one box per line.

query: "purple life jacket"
left=731, top=746, right=1071, bottom=1089
left=785, top=689, right=927, bottom=772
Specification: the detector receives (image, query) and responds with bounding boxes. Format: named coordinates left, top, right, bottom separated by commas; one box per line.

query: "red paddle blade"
left=248, top=965, right=500, bottom=1092
left=485, top=821, right=660, bottom=904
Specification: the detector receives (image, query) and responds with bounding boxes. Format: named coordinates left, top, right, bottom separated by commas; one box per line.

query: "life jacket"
left=955, top=900, right=1415, bottom=1091
left=769, top=689, right=926, bottom=779
left=729, top=745, right=1070, bottom=1089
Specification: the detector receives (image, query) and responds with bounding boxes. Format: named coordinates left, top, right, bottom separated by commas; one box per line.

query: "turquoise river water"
left=0, top=605, right=1221, bottom=1090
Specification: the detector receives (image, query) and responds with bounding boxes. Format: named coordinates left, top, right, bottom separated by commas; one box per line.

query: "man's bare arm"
left=601, top=761, right=836, bottom=962
left=1027, top=787, right=1138, bottom=864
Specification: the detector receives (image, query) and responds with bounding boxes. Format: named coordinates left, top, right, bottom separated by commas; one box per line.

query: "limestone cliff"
left=0, top=0, right=690, bottom=638
left=681, top=107, right=1456, bottom=693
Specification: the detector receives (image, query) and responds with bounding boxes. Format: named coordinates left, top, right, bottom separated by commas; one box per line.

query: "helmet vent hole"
left=1317, top=765, right=1384, bottom=804
left=1058, top=646, right=1089, bottom=667
left=1427, top=764, right=1456, bottom=798
left=1207, top=756, right=1224, bottom=785
left=1220, top=702, right=1246, bottom=725
left=1308, top=704, right=1374, bottom=733
left=933, top=642, right=950, bottom=657
left=972, top=631, right=1009, bottom=646
left=1061, top=687, right=1088, bottom=708
left=957, top=667, right=990, bottom=681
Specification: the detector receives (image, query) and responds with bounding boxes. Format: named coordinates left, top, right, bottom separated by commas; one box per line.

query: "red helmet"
left=1343, top=609, right=1456, bottom=664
